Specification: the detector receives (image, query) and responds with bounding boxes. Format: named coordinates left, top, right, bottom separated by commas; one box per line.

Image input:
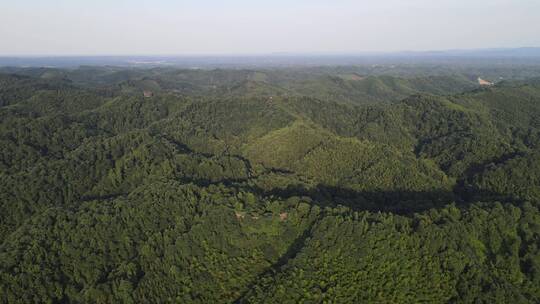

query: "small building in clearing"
left=478, top=77, right=494, bottom=86
left=143, top=90, right=153, bottom=98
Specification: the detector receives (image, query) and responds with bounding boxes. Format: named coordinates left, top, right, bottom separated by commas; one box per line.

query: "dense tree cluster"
left=1, top=67, right=540, bottom=303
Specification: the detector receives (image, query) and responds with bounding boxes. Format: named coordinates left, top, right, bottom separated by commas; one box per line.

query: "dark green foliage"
left=242, top=202, right=540, bottom=303
left=1, top=67, right=540, bottom=303
left=0, top=182, right=320, bottom=303
left=466, top=152, right=540, bottom=202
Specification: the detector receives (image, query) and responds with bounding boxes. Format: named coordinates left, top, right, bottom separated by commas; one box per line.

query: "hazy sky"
left=1, top=0, right=539, bottom=55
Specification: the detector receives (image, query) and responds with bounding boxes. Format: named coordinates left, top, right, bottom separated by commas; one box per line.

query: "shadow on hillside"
left=239, top=182, right=518, bottom=216
left=158, top=172, right=519, bottom=216
left=164, top=171, right=519, bottom=215
left=248, top=184, right=458, bottom=215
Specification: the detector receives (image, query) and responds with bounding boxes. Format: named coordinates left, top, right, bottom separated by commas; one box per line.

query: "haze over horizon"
left=1, top=0, right=539, bottom=56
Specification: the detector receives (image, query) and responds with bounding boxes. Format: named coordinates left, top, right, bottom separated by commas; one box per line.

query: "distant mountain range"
left=1, top=47, right=539, bottom=68
left=390, top=47, right=540, bottom=58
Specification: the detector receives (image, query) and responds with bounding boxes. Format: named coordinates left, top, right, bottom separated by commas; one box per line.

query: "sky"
left=0, top=0, right=539, bottom=55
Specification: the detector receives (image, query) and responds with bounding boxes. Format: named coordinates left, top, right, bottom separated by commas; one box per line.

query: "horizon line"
left=1, top=46, right=540, bottom=58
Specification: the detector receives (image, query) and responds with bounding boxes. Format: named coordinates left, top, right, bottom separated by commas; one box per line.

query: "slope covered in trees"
left=1, top=67, right=540, bottom=303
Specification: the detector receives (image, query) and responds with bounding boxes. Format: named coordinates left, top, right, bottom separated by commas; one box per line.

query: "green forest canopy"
left=1, top=66, right=540, bottom=303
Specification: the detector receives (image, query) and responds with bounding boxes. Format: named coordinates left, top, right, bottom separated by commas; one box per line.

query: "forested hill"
left=1, top=68, right=540, bottom=303
left=0, top=65, right=492, bottom=103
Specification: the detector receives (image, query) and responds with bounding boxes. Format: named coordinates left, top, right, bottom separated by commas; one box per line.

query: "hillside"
left=1, top=68, right=540, bottom=303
